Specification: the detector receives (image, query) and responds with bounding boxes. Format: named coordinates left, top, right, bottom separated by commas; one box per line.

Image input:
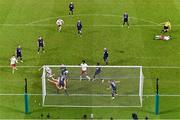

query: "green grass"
left=0, top=0, right=180, bottom=119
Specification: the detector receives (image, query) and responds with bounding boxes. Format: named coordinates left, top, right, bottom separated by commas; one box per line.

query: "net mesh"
left=42, top=65, right=143, bottom=107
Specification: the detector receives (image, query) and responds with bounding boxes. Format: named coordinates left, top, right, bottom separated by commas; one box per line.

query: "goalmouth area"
left=42, top=65, right=143, bottom=108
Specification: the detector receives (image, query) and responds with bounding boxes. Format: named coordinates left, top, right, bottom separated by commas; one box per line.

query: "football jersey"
left=16, top=47, right=22, bottom=54
left=81, top=63, right=88, bottom=71
left=56, top=19, right=64, bottom=25
left=10, top=57, right=17, bottom=64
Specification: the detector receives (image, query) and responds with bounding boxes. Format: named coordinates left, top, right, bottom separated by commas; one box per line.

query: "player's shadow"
left=0, top=105, right=24, bottom=113
left=115, top=50, right=125, bottom=53
left=159, top=106, right=180, bottom=114
left=142, top=106, right=180, bottom=115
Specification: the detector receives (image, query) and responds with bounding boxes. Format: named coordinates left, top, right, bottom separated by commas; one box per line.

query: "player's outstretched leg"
left=112, top=92, right=115, bottom=100
left=86, top=75, right=91, bottom=81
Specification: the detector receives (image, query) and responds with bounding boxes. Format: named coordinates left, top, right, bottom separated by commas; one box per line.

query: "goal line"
left=1, top=93, right=180, bottom=97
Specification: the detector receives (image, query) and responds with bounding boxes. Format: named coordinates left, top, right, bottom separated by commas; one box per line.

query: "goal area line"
left=42, top=105, right=142, bottom=108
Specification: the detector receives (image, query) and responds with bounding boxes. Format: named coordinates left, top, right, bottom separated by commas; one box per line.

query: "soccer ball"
left=65, top=70, right=68, bottom=74
left=101, top=79, right=104, bottom=83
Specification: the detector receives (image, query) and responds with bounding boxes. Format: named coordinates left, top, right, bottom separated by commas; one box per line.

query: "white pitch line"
left=0, top=24, right=162, bottom=27
left=0, top=14, right=174, bottom=27
left=0, top=24, right=180, bottom=27
left=0, top=65, right=42, bottom=68
left=43, top=105, right=142, bottom=108
left=0, top=93, right=180, bottom=97
left=143, top=66, right=180, bottom=69
left=1, top=65, right=180, bottom=69
left=27, top=14, right=160, bottom=25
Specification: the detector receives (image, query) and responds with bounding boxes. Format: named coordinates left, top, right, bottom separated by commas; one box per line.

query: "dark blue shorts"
left=39, top=44, right=44, bottom=47
left=17, top=54, right=22, bottom=58
left=124, top=18, right=128, bottom=22
left=59, top=81, right=65, bottom=87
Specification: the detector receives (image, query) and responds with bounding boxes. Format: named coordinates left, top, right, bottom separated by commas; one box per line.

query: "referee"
left=122, top=11, right=129, bottom=28
left=161, top=19, right=171, bottom=33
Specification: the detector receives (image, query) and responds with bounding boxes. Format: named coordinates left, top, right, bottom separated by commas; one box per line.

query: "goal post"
left=139, top=66, right=144, bottom=107
left=42, top=66, right=46, bottom=106
left=41, top=65, right=144, bottom=107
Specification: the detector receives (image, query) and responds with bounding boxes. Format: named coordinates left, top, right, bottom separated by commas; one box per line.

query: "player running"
left=77, top=20, right=82, bottom=36
left=37, top=36, right=45, bottom=54
left=10, top=55, right=18, bottom=74
left=92, top=63, right=104, bottom=83
left=69, top=2, right=74, bottom=15
left=108, top=80, right=120, bottom=100
left=80, top=60, right=91, bottom=81
left=154, top=35, right=171, bottom=41
left=103, top=48, right=109, bottom=65
left=161, top=19, right=171, bottom=33
left=122, top=11, right=129, bottom=28
left=56, top=18, right=64, bottom=32
left=15, top=45, right=23, bottom=62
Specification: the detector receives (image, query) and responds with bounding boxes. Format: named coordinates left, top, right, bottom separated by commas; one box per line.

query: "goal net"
left=41, top=65, right=144, bottom=107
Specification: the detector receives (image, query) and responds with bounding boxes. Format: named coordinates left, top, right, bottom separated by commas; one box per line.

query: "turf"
left=0, top=0, right=180, bottom=119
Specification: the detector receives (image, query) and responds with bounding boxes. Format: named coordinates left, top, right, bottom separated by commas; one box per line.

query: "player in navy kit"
left=57, top=75, right=67, bottom=90
left=77, top=20, right=82, bottom=36
left=69, top=2, right=74, bottom=15
left=122, top=12, right=129, bottom=28
left=103, top=48, right=109, bottom=65
left=92, top=63, right=104, bottom=82
left=16, top=45, right=23, bottom=62
left=37, top=36, right=45, bottom=54
left=48, top=74, right=67, bottom=90
left=108, top=80, right=120, bottom=100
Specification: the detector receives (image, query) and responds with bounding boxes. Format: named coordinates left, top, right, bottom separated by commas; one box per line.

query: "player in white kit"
left=10, top=55, right=18, bottom=74
left=56, top=18, right=64, bottom=32
left=80, top=60, right=91, bottom=81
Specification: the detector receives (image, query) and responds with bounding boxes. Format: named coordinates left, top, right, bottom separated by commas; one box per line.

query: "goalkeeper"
left=161, top=19, right=171, bottom=33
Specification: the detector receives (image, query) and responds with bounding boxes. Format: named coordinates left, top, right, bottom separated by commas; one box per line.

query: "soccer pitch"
left=0, top=0, right=180, bottom=119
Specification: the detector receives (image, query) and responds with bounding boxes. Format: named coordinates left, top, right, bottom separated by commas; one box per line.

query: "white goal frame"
left=41, top=65, right=144, bottom=107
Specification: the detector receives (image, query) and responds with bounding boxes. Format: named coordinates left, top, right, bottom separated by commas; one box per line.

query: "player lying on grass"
left=107, top=80, right=120, bottom=100
left=10, top=55, right=18, bottom=74
left=80, top=60, right=91, bottom=81
left=154, top=35, right=171, bottom=41
left=56, top=18, right=64, bottom=32
left=39, top=66, right=55, bottom=79
left=92, top=62, right=104, bottom=83
left=161, top=19, right=171, bottom=33
left=48, top=74, right=67, bottom=90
